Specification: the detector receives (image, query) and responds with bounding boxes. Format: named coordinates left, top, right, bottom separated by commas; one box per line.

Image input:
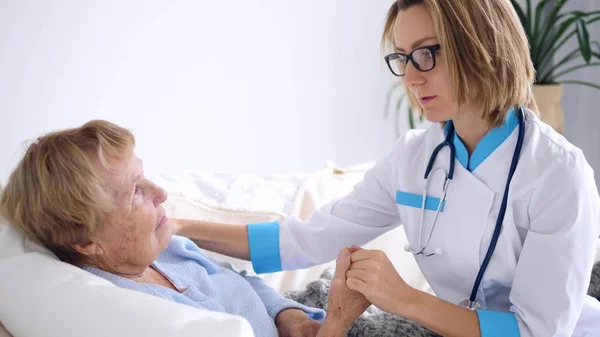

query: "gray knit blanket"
left=284, top=263, right=600, bottom=337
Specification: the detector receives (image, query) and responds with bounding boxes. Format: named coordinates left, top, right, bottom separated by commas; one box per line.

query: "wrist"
left=397, top=287, right=422, bottom=319
left=168, top=217, right=184, bottom=236
left=175, top=218, right=205, bottom=239
left=321, top=314, right=351, bottom=337
left=275, top=308, right=304, bottom=324
left=179, top=219, right=194, bottom=237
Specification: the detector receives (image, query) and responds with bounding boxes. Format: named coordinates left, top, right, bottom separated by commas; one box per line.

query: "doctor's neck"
left=450, top=108, right=492, bottom=155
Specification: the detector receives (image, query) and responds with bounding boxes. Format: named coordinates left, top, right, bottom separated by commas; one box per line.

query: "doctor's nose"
left=403, top=61, right=426, bottom=88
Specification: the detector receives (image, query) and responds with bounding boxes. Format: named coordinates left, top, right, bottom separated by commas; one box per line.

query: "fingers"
left=334, top=248, right=351, bottom=279
left=349, top=249, right=373, bottom=263
left=346, top=244, right=363, bottom=254
left=346, top=268, right=369, bottom=283
left=346, top=276, right=366, bottom=293
left=348, top=260, right=372, bottom=271
left=350, top=249, right=388, bottom=263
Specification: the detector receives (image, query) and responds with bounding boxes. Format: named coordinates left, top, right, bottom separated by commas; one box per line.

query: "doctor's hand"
left=346, top=249, right=416, bottom=316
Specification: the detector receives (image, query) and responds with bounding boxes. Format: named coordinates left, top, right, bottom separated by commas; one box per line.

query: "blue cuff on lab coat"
left=248, top=221, right=282, bottom=274
left=476, top=310, right=520, bottom=337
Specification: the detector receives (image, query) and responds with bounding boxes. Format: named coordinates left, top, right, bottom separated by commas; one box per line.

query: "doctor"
left=171, top=0, right=600, bottom=336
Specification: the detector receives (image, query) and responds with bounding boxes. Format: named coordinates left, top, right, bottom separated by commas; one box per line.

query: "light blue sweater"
left=82, top=235, right=325, bottom=337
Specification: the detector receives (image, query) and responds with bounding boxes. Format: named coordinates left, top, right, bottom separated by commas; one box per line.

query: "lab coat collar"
left=444, top=107, right=519, bottom=172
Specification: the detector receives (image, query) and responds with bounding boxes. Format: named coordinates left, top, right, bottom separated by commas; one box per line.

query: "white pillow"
left=0, top=225, right=255, bottom=337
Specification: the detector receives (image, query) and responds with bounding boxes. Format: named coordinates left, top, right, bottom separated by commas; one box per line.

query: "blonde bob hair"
left=0, top=120, right=135, bottom=265
left=382, top=0, right=538, bottom=127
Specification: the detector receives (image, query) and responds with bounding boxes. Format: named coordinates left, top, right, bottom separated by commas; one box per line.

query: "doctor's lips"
left=419, top=96, right=437, bottom=104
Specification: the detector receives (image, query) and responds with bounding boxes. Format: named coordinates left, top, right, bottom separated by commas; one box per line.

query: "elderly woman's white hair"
left=0, top=120, right=135, bottom=264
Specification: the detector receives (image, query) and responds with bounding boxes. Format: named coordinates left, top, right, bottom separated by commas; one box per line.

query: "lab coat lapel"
left=409, top=131, right=496, bottom=306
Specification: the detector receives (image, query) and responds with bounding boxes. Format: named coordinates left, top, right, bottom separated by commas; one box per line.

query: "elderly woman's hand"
left=323, top=247, right=371, bottom=332
left=275, top=309, right=321, bottom=337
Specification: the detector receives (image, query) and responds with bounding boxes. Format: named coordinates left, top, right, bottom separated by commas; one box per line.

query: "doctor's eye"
left=384, top=44, right=440, bottom=76
left=418, top=49, right=433, bottom=58
left=414, top=49, right=434, bottom=68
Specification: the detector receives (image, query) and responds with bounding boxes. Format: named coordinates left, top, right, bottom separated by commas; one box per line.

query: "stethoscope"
left=404, top=107, right=526, bottom=310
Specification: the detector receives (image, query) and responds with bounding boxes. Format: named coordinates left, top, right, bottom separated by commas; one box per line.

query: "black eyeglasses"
left=384, top=44, right=441, bottom=77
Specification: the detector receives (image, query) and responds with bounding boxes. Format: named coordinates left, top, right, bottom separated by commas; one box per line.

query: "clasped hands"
left=277, top=245, right=415, bottom=337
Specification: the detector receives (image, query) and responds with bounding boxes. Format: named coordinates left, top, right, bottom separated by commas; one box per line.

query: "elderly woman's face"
left=87, top=153, right=171, bottom=275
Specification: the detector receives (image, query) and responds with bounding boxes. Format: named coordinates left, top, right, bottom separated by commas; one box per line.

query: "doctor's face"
left=393, top=5, right=457, bottom=123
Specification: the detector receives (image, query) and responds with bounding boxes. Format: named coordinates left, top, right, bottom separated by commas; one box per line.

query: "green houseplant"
left=512, top=0, right=600, bottom=133
left=386, top=0, right=600, bottom=134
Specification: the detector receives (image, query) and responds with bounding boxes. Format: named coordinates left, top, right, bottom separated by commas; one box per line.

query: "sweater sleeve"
left=212, top=257, right=325, bottom=321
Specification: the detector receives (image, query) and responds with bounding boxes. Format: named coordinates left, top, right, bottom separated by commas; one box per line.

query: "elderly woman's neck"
left=84, top=259, right=181, bottom=292
left=82, top=258, right=148, bottom=279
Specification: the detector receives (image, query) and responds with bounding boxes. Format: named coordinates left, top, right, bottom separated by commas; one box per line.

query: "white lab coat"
left=277, top=109, right=600, bottom=337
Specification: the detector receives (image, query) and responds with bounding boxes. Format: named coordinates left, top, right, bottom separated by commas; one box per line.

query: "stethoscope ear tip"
left=404, top=244, right=411, bottom=253
left=434, top=248, right=443, bottom=255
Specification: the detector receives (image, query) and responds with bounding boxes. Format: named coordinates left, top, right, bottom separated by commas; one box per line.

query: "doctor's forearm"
left=400, top=290, right=480, bottom=337
left=175, top=218, right=251, bottom=260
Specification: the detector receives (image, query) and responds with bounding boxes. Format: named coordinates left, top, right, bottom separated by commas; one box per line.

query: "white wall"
left=2, top=0, right=598, bottom=188
left=0, top=0, right=398, bottom=181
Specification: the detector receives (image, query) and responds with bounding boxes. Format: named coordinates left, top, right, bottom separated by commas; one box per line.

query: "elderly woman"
left=0, top=120, right=369, bottom=337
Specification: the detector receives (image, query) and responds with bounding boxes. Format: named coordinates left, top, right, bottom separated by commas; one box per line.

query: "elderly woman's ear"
left=71, top=240, right=104, bottom=259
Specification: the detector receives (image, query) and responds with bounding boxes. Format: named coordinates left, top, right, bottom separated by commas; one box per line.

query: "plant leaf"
left=533, top=0, right=552, bottom=47
left=561, top=80, right=600, bottom=91
left=533, top=0, right=568, bottom=64
left=536, top=19, right=579, bottom=76
left=576, top=10, right=600, bottom=17
left=591, top=41, right=600, bottom=57
left=536, top=12, right=584, bottom=68
left=394, top=103, right=401, bottom=138
left=407, top=101, right=415, bottom=130
left=536, top=13, right=600, bottom=80
left=553, top=62, right=600, bottom=79
left=511, top=0, right=529, bottom=39
left=576, top=19, right=592, bottom=63
left=535, top=25, right=560, bottom=76
left=537, top=12, right=600, bottom=69
left=587, top=14, right=600, bottom=24
left=395, top=99, right=403, bottom=136
left=526, top=0, right=533, bottom=37
left=383, top=82, right=403, bottom=119
left=538, top=48, right=580, bottom=82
